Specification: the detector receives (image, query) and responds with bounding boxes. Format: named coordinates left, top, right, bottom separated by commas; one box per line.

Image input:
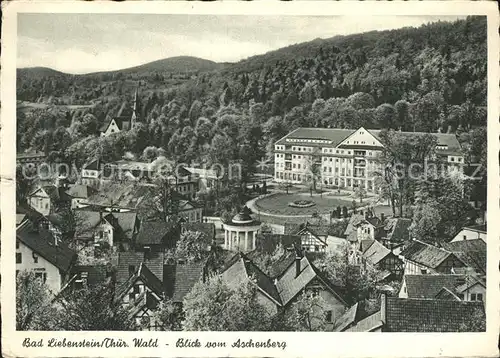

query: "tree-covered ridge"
left=17, top=16, right=486, bottom=172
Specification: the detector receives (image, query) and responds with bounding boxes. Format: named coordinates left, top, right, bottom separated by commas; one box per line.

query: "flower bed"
left=288, top=200, right=316, bottom=208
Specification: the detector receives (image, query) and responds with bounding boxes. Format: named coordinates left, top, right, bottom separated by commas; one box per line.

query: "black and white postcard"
left=1, top=1, right=499, bottom=357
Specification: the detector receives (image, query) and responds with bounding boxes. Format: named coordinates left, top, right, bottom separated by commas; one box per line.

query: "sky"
left=17, top=14, right=466, bottom=74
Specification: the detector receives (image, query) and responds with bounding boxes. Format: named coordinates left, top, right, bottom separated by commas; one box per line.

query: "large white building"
left=274, top=127, right=464, bottom=192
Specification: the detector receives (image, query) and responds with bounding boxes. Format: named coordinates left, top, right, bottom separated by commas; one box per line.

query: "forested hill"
left=17, top=16, right=486, bottom=177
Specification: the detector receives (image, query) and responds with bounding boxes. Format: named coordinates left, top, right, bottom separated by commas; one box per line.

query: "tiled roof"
left=441, top=239, right=486, bottom=274
left=73, top=210, right=102, bottom=239
left=404, top=274, right=470, bottom=299
left=103, top=212, right=138, bottom=240
left=385, top=297, right=485, bottom=332
left=365, top=217, right=384, bottom=228
left=116, top=251, right=146, bottom=284
left=463, top=224, right=487, bottom=233
left=66, top=184, right=97, bottom=199
left=362, top=239, right=391, bottom=265
left=35, top=185, right=71, bottom=202
left=384, top=218, right=412, bottom=242
left=86, top=182, right=153, bottom=209
left=83, top=158, right=103, bottom=171
left=333, top=303, right=359, bottom=332
left=171, top=261, right=207, bottom=303
left=345, top=311, right=383, bottom=332
left=70, top=265, right=109, bottom=287
left=275, top=128, right=462, bottom=155
left=115, top=262, right=164, bottom=301
left=222, top=253, right=282, bottom=305
left=401, top=240, right=452, bottom=269
left=136, top=221, right=175, bottom=246
left=181, top=222, right=216, bottom=242
left=16, top=214, right=26, bottom=226
left=434, top=286, right=462, bottom=301
left=16, top=221, right=76, bottom=272
left=275, top=128, right=355, bottom=147
left=254, top=234, right=301, bottom=254
left=344, top=213, right=364, bottom=237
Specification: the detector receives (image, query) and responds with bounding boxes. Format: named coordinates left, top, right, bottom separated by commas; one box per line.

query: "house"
left=171, top=200, right=203, bottom=223
left=65, top=184, right=97, bottom=209
left=183, top=166, right=218, bottom=191
left=344, top=310, right=384, bottom=332
left=399, top=239, right=466, bottom=275
left=67, top=264, right=112, bottom=290
left=181, top=222, right=216, bottom=243
left=100, top=90, right=140, bottom=137
left=73, top=210, right=140, bottom=252
left=450, top=224, right=486, bottom=243
left=135, top=221, right=179, bottom=253
left=81, top=158, right=105, bottom=187
left=16, top=220, right=77, bottom=293
left=27, top=185, right=71, bottom=216
left=284, top=222, right=330, bottom=253
left=399, top=274, right=486, bottom=302
left=221, top=251, right=348, bottom=328
left=441, top=238, right=486, bottom=276
left=85, top=182, right=151, bottom=212
left=253, top=233, right=301, bottom=254
left=114, top=262, right=164, bottom=330
left=359, top=239, right=403, bottom=280
left=221, top=252, right=283, bottom=315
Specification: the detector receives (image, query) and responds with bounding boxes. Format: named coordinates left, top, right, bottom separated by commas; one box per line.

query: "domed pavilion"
left=223, top=206, right=261, bottom=252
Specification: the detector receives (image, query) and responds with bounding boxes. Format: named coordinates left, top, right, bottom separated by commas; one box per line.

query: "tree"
left=16, top=271, right=59, bottom=330
left=354, top=185, right=367, bottom=203
left=54, top=283, right=138, bottom=330
left=175, top=231, right=209, bottom=263
left=151, top=299, right=184, bottom=331
left=281, top=293, right=329, bottom=331
left=183, top=277, right=273, bottom=331
left=313, top=242, right=380, bottom=302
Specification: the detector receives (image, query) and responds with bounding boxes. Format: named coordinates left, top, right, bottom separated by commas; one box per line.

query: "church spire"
left=131, top=86, right=139, bottom=129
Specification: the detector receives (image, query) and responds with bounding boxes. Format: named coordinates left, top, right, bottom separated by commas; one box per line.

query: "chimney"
left=380, top=293, right=386, bottom=324
left=364, top=211, right=368, bottom=220
left=295, top=255, right=301, bottom=278
left=380, top=213, right=385, bottom=222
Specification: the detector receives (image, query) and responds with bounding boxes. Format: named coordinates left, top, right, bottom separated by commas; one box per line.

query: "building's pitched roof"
left=344, top=213, right=364, bottom=237
left=86, top=182, right=152, bottom=209
left=462, top=224, right=487, bottom=233
left=171, top=261, right=207, bottom=303
left=16, top=214, right=27, bottom=226
left=441, top=239, right=486, bottom=274
left=276, top=255, right=346, bottom=306
left=37, top=185, right=71, bottom=202
left=82, top=158, right=103, bottom=171
left=115, top=262, right=164, bottom=302
left=384, top=218, right=412, bottom=242
left=384, top=297, right=485, bottom=332
left=136, top=221, right=175, bottom=246
left=345, top=311, right=383, bottom=332
left=181, top=222, right=215, bottom=242
left=103, top=212, right=138, bottom=240
left=403, top=274, right=473, bottom=299
left=221, top=253, right=282, bottom=305
left=400, top=240, right=453, bottom=269
left=333, top=303, right=359, bottom=332
left=362, top=239, right=391, bottom=265
left=66, top=184, right=97, bottom=199
left=116, top=251, right=146, bottom=284
left=254, top=234, right=301, bottom=255
left=73, top=210, right=103, bottom=239
left=16, top=221, right=76, bottom=272
left=275, top=128, right=462, bottom=155
left=364, top=217, right=384, bottom=228
left=70, top=265, right=109, bottom=287
left=434, top=286, right=462, bottom=301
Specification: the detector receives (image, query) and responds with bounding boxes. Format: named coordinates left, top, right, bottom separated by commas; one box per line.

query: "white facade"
left=274, top=127, right=464, bottom=192
left=28, top=188, right=51, bottom=216
left=451, top=227, right=487, bottom=243
left=16, top=241, right=63, bottom=293
left=101, top=119, right=122, bottom=137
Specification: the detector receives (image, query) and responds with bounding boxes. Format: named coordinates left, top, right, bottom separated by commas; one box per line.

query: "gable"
left=337, top=127, right=384, bottom=149
left=29, top=188, right=49, bottom=198
left=298, top=228, right=327, bottom=245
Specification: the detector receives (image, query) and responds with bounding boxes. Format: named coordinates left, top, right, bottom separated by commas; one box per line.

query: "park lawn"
left=254, top=193, right=356, bottom=216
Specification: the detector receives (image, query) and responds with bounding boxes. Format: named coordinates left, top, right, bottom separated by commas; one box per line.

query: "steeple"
left=131, top=86, right=139, bottom=129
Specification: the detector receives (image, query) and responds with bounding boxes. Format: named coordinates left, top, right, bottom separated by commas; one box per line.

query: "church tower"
left=131, top=87, right=140, bottom=129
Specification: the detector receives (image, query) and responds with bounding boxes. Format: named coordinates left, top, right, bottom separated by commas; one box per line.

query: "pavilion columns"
left=224, top=229, right=228, bottom=250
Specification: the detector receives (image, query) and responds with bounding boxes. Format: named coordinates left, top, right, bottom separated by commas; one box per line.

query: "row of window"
left=16, top=251, right=39, bottom=264
left=292, top=146, right=313, bottom=152
left=286, top=138, right=330, bottom=144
